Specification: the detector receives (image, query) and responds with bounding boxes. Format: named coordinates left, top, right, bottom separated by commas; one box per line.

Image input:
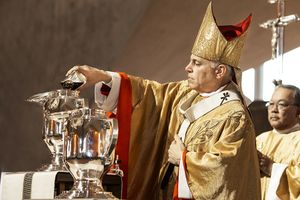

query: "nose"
left=269, top=104, right=279, bottom=113
left=185, top=61, right=192, bottom=72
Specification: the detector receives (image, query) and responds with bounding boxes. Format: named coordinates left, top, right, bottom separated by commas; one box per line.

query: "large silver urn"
left=27, top=89, right=87, bottom=171
left=58, top=108, right=118, bottom=199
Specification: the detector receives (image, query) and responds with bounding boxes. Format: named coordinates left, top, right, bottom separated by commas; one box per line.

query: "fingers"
left=174, top=134, right=181, bottom=142
left=258, top=151, right=264, bottom=163
left=174, top=134, right=185, bottom=150
left=259, top=160, right=269, bottom=175
left=258, top=154, right=267, bottom=167
left=167, top=137, right=185, bottom=166
left=168, top=141, right=175, bottom=157
left=259, top=158, right=265, bottom=167
left=258, top=154, right=273, bottom=176
left=168, top=144, right=177, bottom=164
left=66, top=66, right=79, bottom=76
left=259, top=157, right=267, bottom=174
left=66, top=65, right=90, bottom=76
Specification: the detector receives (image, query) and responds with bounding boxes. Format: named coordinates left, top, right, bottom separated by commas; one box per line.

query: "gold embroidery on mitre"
left=191, top=2, right=250, bottom=69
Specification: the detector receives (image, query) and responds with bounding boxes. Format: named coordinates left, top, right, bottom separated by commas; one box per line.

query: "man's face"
left=268, top=87, right=300, bottom=130
left=185, top=55, right=218, bottom=93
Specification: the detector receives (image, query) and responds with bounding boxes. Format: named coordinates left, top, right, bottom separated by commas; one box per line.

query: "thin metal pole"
left=276, top=0, right=285, bottom=76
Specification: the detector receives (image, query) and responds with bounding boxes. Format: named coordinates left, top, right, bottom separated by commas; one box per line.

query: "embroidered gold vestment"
left=125, top=76, right=261, bottom=200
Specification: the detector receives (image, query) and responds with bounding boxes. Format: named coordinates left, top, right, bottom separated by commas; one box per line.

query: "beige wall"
left=0, top=0, right=150, bottom=172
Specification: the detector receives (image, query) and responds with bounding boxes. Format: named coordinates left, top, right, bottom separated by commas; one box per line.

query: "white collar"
left=179, top=90, right=240, bottom=122
left=199, top=84, right=227, bottom=97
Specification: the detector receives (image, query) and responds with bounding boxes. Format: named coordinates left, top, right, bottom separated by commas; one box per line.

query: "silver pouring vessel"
left=27, top=89, right=87, bottom=171
left=58, top=108, right=118, bottom=199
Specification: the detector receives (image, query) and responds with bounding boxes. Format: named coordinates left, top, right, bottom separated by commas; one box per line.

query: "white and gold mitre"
left=191, top=2, right=252, bottom=69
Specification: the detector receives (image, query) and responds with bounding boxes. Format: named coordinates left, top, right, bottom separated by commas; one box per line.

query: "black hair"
left=277, top=84, right=300, bottom=106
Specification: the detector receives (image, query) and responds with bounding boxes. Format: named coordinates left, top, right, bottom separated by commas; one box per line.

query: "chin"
left=272, top=124, right=286, bottom=130
left=187, top=83, right=195, bottom=89
left=270, top=122, right=279, bottom=128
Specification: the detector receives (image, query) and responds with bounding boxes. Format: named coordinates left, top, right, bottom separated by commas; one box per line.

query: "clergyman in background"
left=257, top=84, right=300, bottom=200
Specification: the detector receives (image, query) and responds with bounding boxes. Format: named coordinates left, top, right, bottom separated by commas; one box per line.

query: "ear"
left=215, top=64, right=227, bottom=79
left=296, top=107, right=300, bottom=124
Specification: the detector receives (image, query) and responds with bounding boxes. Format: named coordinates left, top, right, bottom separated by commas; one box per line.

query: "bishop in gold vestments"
left=118, top=3, right=260, bottom=198
left=123, top=77, right=261, bottom=200
left=66, top=2, right=261, bottom=199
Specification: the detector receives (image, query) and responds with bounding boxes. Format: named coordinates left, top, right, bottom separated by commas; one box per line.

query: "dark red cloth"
left=100, top=83, right=111, bottom=96
left=218, top=14, right=252, bottom=41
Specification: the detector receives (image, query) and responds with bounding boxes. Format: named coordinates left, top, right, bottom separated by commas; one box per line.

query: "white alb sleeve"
left=94, top=71, right=121, bottom=112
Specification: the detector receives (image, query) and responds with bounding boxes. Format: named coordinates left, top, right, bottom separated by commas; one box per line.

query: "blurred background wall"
left=0, top=0, right=151, bottom=171
left=0, top=0, right=299, bottom=172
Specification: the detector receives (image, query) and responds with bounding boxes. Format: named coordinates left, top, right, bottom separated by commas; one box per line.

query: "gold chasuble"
left=120, top=76, right=261, bottom=200
left=113, top=2, right=260, bottom=200
left=256, top=129, right=300, bottom=200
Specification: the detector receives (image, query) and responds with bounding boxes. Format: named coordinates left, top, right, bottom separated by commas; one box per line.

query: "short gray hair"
left=211, top=61, right=234, bottom=80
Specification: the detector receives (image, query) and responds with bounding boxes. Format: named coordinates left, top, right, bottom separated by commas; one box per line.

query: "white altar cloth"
left=0, top=171, right=60, bottom=200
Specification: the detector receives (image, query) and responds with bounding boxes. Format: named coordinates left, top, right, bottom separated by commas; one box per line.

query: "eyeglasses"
left=265, top=101, right=298, bottom=111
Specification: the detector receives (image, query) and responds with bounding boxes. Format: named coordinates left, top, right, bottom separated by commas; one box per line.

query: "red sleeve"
left=114, top=72, right=132, bottom=199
